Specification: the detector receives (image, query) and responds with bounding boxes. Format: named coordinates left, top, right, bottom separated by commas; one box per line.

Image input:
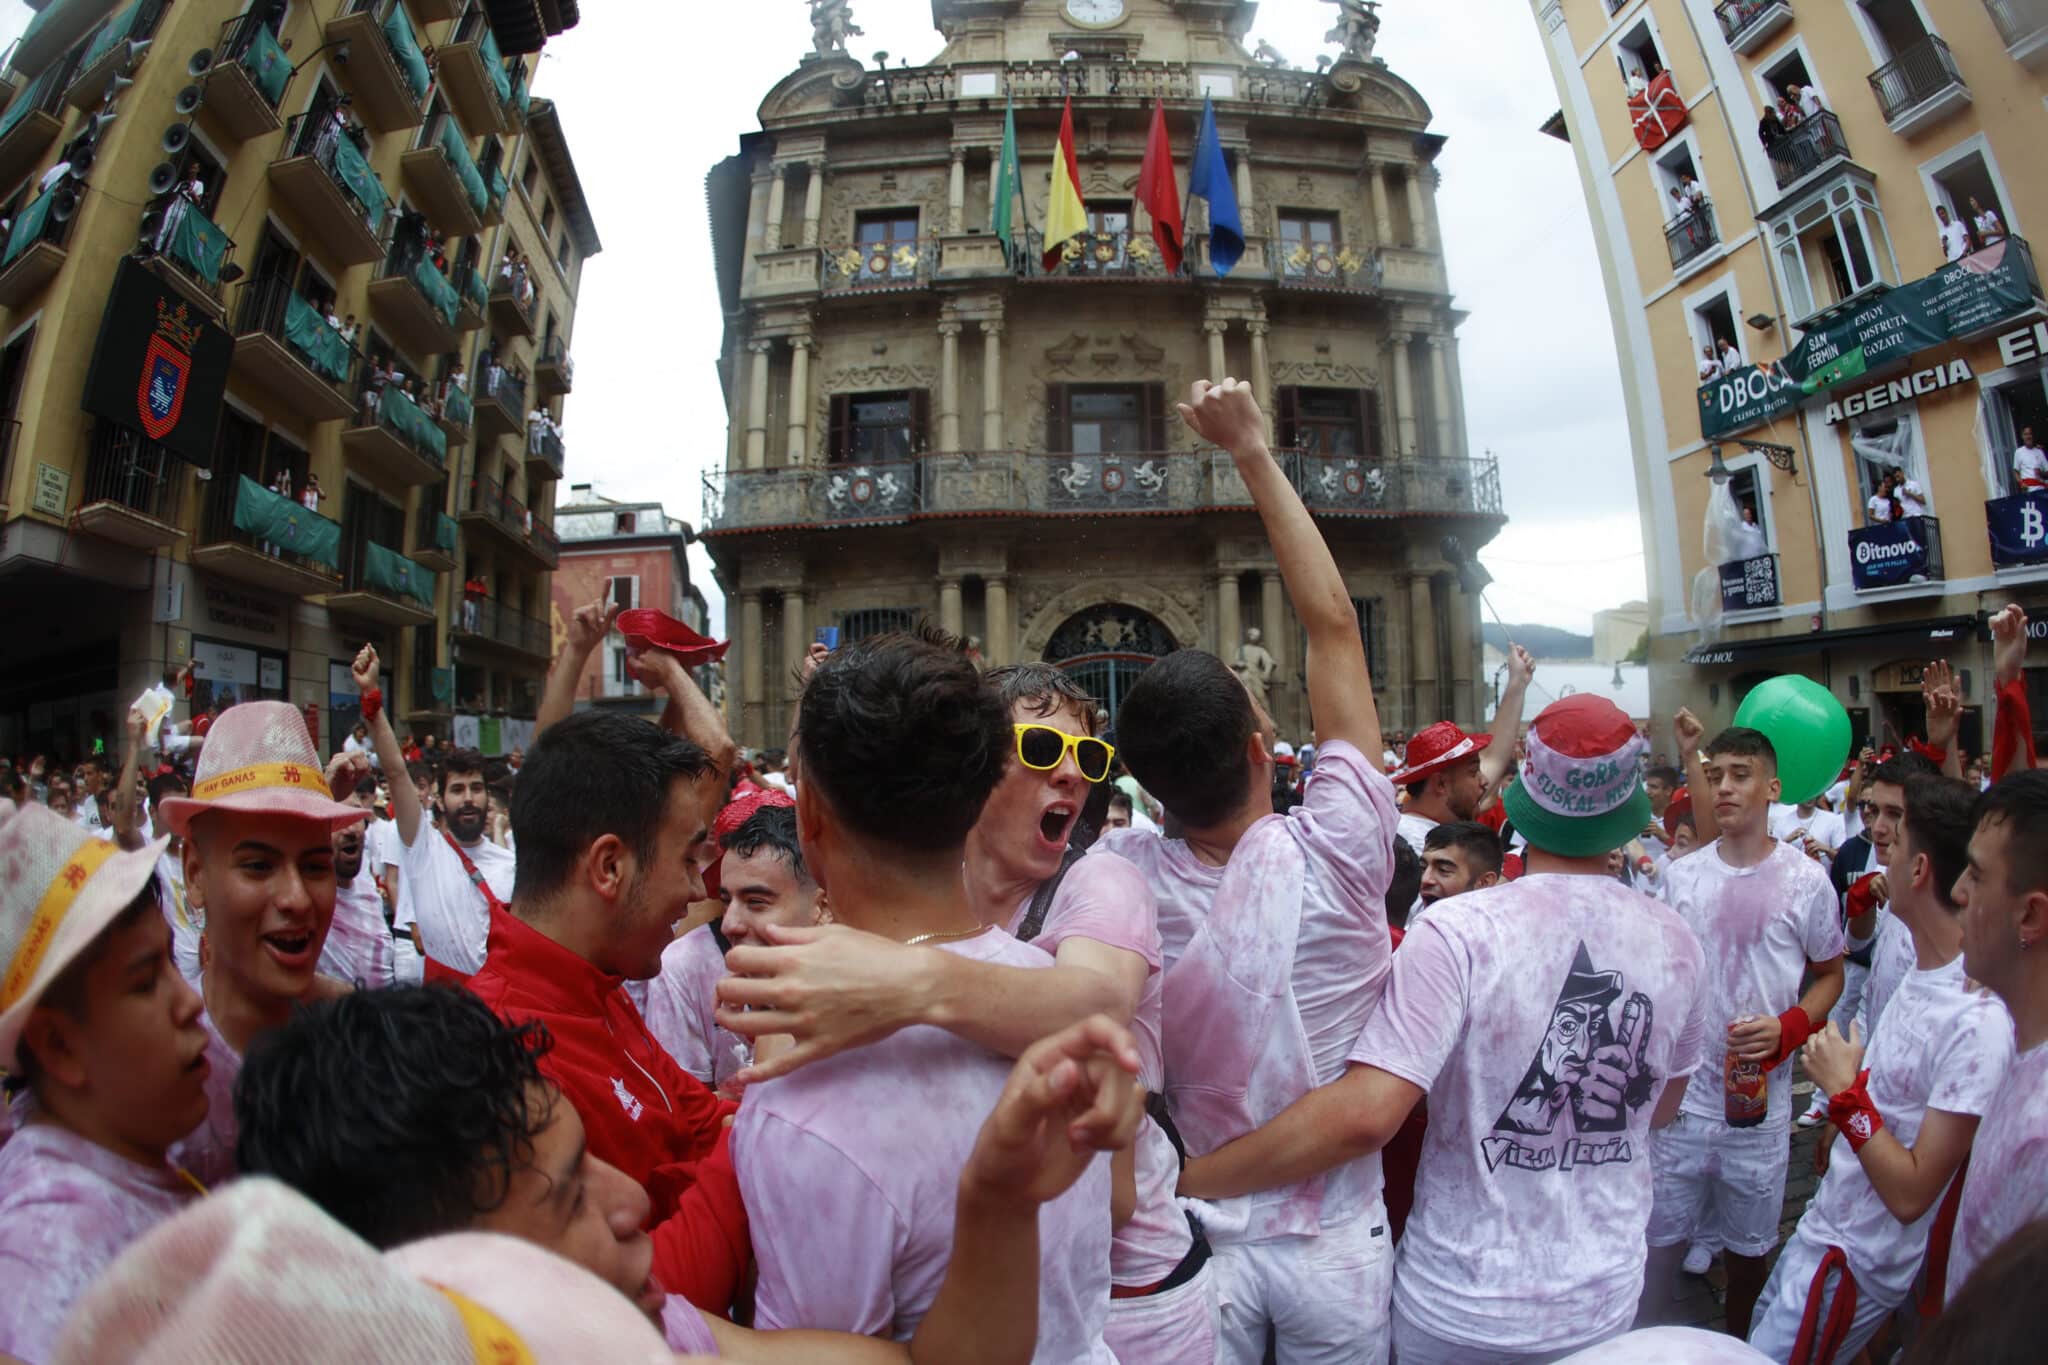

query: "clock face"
left=1064, top=0, right=1129, bottom=28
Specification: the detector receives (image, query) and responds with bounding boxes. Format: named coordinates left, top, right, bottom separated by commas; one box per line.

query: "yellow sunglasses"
left=1012, top=724, right=1115, bottom=783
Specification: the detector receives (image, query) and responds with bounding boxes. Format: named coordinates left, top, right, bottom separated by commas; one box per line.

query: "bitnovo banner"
left=1700, top=239, right=2043, bottom=440
left=1848, top=515, right=1942, bottom=590
left=1987, top=492, right=2048, bottom=568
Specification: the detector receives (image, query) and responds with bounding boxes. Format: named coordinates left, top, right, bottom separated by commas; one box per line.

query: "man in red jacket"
left=466, top=708, right=745, bottom=1312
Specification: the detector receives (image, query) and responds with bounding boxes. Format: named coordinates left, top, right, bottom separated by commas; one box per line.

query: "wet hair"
left=1423, top=820, right=1505, bottom=879
left=12, top=880, right=161, bottom=1088
left=509, top=711, right=715, bottom=904
left=1901, top=774, right=1978, bottom=910
left=984, top=663, right=1100, bottom=737
left=235, top=986, right=555, bottom=1249
left=1702, top=726, right=1777, bottom=772
left=795, top=631, right=1008, bottom=854
left=1114, top=650, right=1257, bottom=830
left=1385, top=838, right=1421, bottom=931
left=1903, top=1219, right=2048, bottom=1365
left=1869, top=753, right=1936, bottom=790
left=1644, top=765, right=1682, bottom=789
left=721, top=804, right=810, bottom=885
left=1973, top=769, right=2048, bottom=897
left=437, top=748, right=488, bottom=795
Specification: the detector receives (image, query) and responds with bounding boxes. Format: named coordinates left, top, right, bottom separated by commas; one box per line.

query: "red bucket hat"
left=1389, top=721, right=1491, bottom=786
left=615, top=608, right=730, bottom=669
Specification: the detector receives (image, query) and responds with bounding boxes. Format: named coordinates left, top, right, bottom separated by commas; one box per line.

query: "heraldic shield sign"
left=81, top=258, right=233, bottom=470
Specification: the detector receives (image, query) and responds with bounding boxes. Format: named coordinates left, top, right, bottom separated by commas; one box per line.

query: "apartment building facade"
left=703, top=0, right=1503, bottom=750
left=1533, top=0, right=2048, bottom=750
left=0, top=0, right=597, bottom=760
left=550, top=492, right=710, bottom=723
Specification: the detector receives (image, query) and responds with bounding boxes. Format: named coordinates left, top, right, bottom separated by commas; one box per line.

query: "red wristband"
left=361, top=687, right=384, bottom=724
left=1769, top=1006, right=1814, bottom=1070
left=1828, top=1070, right=1883, bottom=1151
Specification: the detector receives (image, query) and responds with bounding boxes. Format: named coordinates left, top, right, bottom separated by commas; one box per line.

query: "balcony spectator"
left=1698, top=345, right=1723, bottom=384
left=2014, top=427, right=2046, bottom=492
left=1624, top=66, right=1648, bottom=98
left=1726, top=501, right=1767, bottom=563
left=1776, top=92, right=1803, bottom=130
left=1866, top=467, right=1928, bottom=524
left=339, top=313, right=359, bottom=346
left=299, top=474, right=323, bottom=514
left=1668, top=185, right=1695, bottom=223
left=179, top=159, right=206, bottom=207
left=463, top=575, right=487, bottom=632
left=447, top=360, right=468, bottom=394
left=1679, top=172, right=1705, bottom=211
left=1937, top=205, right=1971, bottom=263
left=1717, top=337, right=1743, bottom=375
left=1758, top=104, right=1786, bottom=150
left=1971, top=196, right=2007, bottom=249
left=526, top=406, right=550, bottom=455
left=1790, top=83, right=1824, bottom=121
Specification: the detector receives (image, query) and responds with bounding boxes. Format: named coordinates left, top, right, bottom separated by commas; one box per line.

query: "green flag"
left=991, top=99, right=1027, bottom=261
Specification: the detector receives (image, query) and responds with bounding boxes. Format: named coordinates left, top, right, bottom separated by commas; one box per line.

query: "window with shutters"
left=827, top=390, right=926, bottom=463
left=606, top=575, right=639, bottom=609
left=840, top=607, right=919, bottom=642
left=1277, top=211, right=1340, bottom=278
left=1275, top=386, right=1381, bottom=458
left=1047, top=383, right=1168, bottom=453
left=1353, top=597, right=1387, bottom=686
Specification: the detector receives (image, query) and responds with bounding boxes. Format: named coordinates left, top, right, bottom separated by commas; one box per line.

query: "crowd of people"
left=2, top=380, right=2046, bottom=1364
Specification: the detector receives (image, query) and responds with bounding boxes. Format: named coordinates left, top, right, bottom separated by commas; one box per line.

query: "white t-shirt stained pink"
left=1351, top=873, right=1709, bottom=1354
left=317, top=862, right=395, bottom=989
left=0, top=1115, right=197, bottom=1361
left=658, top=1296, right=721, bottom=1355
left=732, top=927, right=1114, bottom=1363
left=1661, top=839, right=1843, bottom=1130
left=167, top=1007, right=242, bottom=1191
left=1006, top=850, right=1188, bottom=1286
left=1798, top=955, right=2011, bottom=1305
left=643, top=926, right=752, bottom=1091
left=1094, top=827, right=1217, bottom=974
left=1947, top=1039, right=2048, bottom=1302
left=400, top=826, right=514, bottom=974
left=1857, top=910, right=1914, bottom=1044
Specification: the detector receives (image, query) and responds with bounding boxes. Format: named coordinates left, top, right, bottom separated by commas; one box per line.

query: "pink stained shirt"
left=316, top=862, right=396, bottom=989
left=1946, top=1038, right=2048, bottom=1302
left=1351, top=873, right=1710, bottom=1354
left=1661, top=838, right=1844, bottom=1129
left=643, top=927, right=753, bottom=1091
left=1005, top=850, right=1189, bottom=1287
left=731, top=927, right=1115, bottom=1364
left=166, top=1007, right=242, bottom=1191
left=1094, top=827, right=1219, bottom=975
left=0, top=1114, right=197, bottom=1362
left=659, top=1296, right=722, bottom=1355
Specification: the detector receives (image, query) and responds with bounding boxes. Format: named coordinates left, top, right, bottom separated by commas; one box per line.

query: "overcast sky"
left=6, top=0, right=1647, bottom=636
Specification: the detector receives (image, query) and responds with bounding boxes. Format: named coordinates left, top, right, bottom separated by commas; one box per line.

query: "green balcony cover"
left=436, top=117, right=488, bottom=219
left=479, top=28, right=512, bottom=106
left=0, top=69, right=54, bottom=144
left=378, top=384, right=448, bottom=464
left=81, top=0, right=148, bottom=73
left=443, top=385, right=473, bottom=426
left=409, top=255, right=459, bottom=327
left=167, top=200, right=228, bottom=285
left=427, top=665, right=454, bottom=702
left=238, top=22, right=290, bottom=105
left=434, top=512, right=458, bottom=553
left=457, top=264, right=487, bottom=310
left=329, top=128, right=388, bottom=232
left=2, top=188, right=56, bottom=268
left=381, top=1, right=431, bottom=103
left=365, top=540, right=435, bottom=606
left=283, top=290, right=351, bottom=382
left=487, top=164, right=508, bottom=214
left=510, top=65, right=529, bottom=120
left=231, top=476, right=341, bottom=568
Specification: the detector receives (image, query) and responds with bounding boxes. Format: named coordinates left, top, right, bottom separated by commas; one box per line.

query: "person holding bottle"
left=1640, top=727, right=1844, bottom=1338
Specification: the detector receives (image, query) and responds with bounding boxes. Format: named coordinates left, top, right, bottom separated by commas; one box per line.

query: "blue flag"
left=1188, top=97, right=1243, bottom=276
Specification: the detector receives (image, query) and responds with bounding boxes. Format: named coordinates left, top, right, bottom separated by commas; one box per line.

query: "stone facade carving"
left=1270, top=359, right=1380, bottom=388
left=1018, top=580, right=1205, bottom=661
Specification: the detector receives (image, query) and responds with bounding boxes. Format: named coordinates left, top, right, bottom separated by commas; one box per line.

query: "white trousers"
left=1211, top=1204, right=1392, bottom=1365
left=1748, top=1226, right=1895, bottom=1365
left=1103, top=1263, right=1221, bottom=1365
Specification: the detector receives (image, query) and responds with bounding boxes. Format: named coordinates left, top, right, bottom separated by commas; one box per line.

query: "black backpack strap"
left=1014, top=842, right=1086, bottom=945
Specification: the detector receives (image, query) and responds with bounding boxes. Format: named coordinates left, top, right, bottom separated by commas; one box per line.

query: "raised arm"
left=1921, top=660, right=1966, bottom=781
left=1178, top=378, right=1382, bottom=761
left=630, top=647, right=738, bottom=778
left=1989, top=605, right=2038, bottom=780
left=1176, top=1062, right=1421, bottom=1200
left=353, top=645, right=418, bottom=846
left=109, top=707, right=147, bottom=851
left=535, top=597, right=620, bottom=739
left=1675, top=707, right=1718, bottom=845
left=1483, top=645, right=1535, bottom=795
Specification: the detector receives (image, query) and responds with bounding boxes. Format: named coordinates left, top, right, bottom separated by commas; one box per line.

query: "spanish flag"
left=1042, top=97, right=1088, bottom=271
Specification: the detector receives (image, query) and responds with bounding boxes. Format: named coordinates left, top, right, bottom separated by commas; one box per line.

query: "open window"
left=1615, top=19, right=1667, bottom=88
left=1278, top=210, right=1342, bottom=278
left=826, top=390, right=928, bottom=463
left=1690, top=291, right=1741, bottom=367
left=1981, top=371, right=2048, bottom=497
left=1929, top=149, right=2012, bottom=254
left=1859, top=0, right=1935, bottom=63
left=1849, top=411, right=1931, bottom=522
left=1276, top=385, right=1381, bottom=457
left=1768, top=178, right=1897, bottom=325
left=1049, top=383, right=1167, bottom=454
left=1759, top=48, right=1818, bottom=106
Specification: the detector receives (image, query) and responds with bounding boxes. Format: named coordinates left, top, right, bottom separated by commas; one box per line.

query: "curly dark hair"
left=234, top=986, right=557, bottom=1249
left=722, top=802, right=810, bottom=883
left=984, top=662, right=1100, bottom=736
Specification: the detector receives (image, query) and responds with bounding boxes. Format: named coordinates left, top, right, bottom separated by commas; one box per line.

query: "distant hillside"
left=1482, top=622, right=1595, bottom=660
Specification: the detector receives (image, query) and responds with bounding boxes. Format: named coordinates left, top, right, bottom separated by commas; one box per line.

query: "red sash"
left=424, top=830, right=504, bottom=985
left=1790, top=1245, right=1859, bottom=1365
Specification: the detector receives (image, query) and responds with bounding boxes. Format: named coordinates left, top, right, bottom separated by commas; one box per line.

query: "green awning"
left=231, top=475, right=341, bottom=569
left=2, top=189, right=57, bottom=268
left=378, top=383, right=447, bottom=464
left=284, top=290, right=351, bottom=383
left=238, top=21, right=290, bottom=105
left=479, top=28, right=512, bottom=106
left=166, top=199, right=228, bottom=285
left=329, top=128, right=388, bottom=232
left=410, top=255, right=458, bottom=327
left=437, top=117, right=488, bottom=219
left=365, top=540, right=436, bottom=606
left=381, top=1, right=431, bottom=103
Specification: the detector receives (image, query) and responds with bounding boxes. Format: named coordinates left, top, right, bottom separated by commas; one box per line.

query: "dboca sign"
left=1822, top=359, right=1974, bottom=424
left=1700, top=362, right=1799, bottom=440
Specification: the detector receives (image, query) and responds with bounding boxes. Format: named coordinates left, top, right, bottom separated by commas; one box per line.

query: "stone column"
left=939, top=578, right=963, bottom=638
left=1204, top=319, right=1228, bottom=382
left=1233, top=143, right=1254, bottom=234
left=781, top=589, right=807, bottom=699
left=1215, top=570, right=1241, bottom=656
left=1403, top=166, right=1429, bottom=249
left=1447, top=583, right=1476, bottom=727
left=1259, top=569, right=1290, bottom=727
left=1247, top=319, right=1272, bottom=440
left=980, top=320, right=1004, bottom=451
left=1408, top=573, right=1440, bottom=723
left=985, top=576, right=1010, bottom=666
left=1428, top=336, right=1454, bottom=459
left=938, top=319, right=962, bottom=452
left=947, top=147, right=966, bottom=234
left=744, top=339, right=773, bottom=469
left=763, top=165, right=789, bottom=252
left=1368, top=160, right=1392, bottom=243
left=1389, top=332, right=1417, bottom=457
left=786, top=333, right=813, bottom=465
left=800, top=159, right=825, bottom=248
left=740, top=591, right=765, bottom=747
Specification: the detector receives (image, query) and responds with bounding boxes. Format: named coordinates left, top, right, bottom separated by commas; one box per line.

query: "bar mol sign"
left=1820, top=359, right=1973, bottom=425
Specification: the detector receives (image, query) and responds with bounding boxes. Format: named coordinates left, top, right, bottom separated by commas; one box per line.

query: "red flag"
left=1135, top=100, right=1184, bottom=273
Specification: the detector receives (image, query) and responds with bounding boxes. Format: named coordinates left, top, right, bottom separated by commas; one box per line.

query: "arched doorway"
left=1042, top=604, right=1178, bottom=723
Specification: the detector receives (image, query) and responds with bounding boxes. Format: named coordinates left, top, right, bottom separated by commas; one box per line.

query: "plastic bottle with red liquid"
left=1724, top=1003, right=1768, bottom=1128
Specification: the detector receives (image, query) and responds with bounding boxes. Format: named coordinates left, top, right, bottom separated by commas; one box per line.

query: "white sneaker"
left=1797, top=1099, right=1828, bottom=1128
left=1682, top=1243, right=1713, bottom=1276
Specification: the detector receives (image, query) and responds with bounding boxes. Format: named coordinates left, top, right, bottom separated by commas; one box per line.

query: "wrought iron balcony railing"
left=1665, top=199, right=1720, bottom=270
left=1278, top=239, right=1380, bottom=291
left=1713, top=0, right=1792, bottom=49
left=1867, top=35, right=1967, bottom=126
left=823, top=238, right=933, bottom=291
left=1764, top=111, right=1849, bottom=192
left=1981, top=0, right=2048, bottom=54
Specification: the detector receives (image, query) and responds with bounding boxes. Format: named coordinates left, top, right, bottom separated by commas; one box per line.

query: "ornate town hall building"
left=703, top=0, right=1501, bottom=747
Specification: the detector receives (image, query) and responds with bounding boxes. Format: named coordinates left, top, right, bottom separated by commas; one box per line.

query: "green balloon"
left=1734, top=675, right=1852, bottom=805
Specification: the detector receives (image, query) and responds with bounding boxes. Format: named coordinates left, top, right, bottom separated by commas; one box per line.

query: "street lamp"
left=1704, top=439, right=1798, bottom=482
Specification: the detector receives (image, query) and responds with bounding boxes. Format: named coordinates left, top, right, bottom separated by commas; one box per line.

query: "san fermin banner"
left=81, top=257, right=233, bottom=469
left=1699, top=239, right=2042, bottom=441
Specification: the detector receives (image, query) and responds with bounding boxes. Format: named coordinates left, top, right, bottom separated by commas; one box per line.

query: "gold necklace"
left=904, top=925, right=988, bottom=947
